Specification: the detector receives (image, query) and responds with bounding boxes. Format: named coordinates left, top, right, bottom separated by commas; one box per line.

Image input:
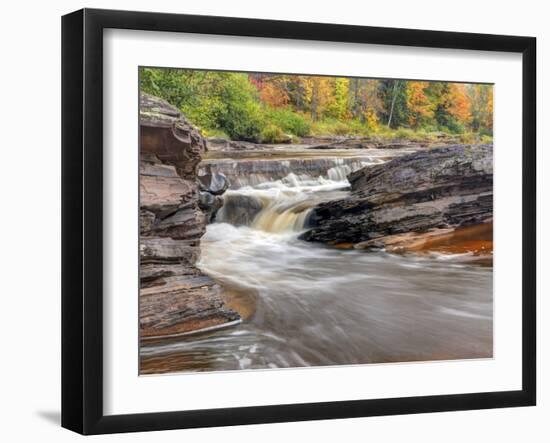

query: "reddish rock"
left=139, top=93, right=239, bottom=340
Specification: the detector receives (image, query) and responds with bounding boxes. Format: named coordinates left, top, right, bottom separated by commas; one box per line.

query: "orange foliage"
left=407, top=81, right=433, bottom=127
left=259, top=80, right=289, bottom=108
left=447, top=83, right=472, bottom=123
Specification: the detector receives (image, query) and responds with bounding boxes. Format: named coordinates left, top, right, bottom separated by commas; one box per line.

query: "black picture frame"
left=61, top=8, right=537, bottom=435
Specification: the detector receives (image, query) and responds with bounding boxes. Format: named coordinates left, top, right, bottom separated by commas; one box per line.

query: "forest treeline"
left=140, top=68, right=493, bottom=143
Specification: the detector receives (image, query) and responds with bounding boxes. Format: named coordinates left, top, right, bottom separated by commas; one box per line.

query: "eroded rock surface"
left=139, top=93, right=240, bottom=339
left=300, top=144, right=493, bottom=255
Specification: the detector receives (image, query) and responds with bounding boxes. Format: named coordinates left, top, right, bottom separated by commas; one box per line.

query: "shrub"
left=265, top=108, right=311, bottom=137
left=259, top=124, right=291, bottom=143
left=394, top=127, right=416, bottom=139
left=310, top=118, right=369, bottom=136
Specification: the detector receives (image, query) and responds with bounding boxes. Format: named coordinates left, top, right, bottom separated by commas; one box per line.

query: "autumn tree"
left=447, top=83, right=472, bottom=124
left=468, top=84, right=493, bottom=133
left=325, top=77, right=350, bottom=120
left=407, top=81, right=434, bottom=128
left=141, top=67, right=493, bottom=141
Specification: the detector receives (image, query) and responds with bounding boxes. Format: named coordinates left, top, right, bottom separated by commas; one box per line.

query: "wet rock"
left=139, top=93, right=239, bottom=339
left=355, top=223, right=493, bottom=259
left=198, top=191, right=224, bottom=221
left=198, top=190, right=216, bottom=208
left=216, top=193, right=264, bottom=226
left=300, top=144, right=493, bottom=252
left=198, top=172, right=230, bottom=195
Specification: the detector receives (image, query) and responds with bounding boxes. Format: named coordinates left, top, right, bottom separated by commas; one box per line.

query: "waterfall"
left=215, top=172, right=350, bottom=233
left=199, top=156, right=379, bottom=189
left=251, top=198, right=314, bottom=233
left=326, top=164, right=352, bottom=181
left=204, top=154, right=385, bottom=233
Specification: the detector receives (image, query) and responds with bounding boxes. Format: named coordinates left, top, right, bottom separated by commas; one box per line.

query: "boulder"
left=198, top=172, right=230, bottom=195
left=300, top=144, right=493, bottom=255
left=198, top=191, right=224, bottom=222
left=140, top=93, right=207, bottom=180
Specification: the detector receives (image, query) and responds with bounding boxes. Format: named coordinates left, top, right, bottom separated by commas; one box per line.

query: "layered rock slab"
left=300, top=144, right=493, bottom=255
left=139, top=93, right=240, bottom=340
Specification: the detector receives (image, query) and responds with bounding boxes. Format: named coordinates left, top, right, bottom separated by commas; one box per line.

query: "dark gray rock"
left=300, top=144, right=493, bottom=247
left=198, top=172, right=230, bottom=195
left=198, top=191, right=224, bottom=221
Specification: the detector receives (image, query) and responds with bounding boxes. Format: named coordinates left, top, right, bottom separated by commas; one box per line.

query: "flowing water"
left=141, top=148, right=493, bottom=374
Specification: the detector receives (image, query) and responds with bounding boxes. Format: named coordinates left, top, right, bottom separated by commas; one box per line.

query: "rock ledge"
left=139, top=93, right=240, bottom=340
left=301, top=144, right=493, bottom=256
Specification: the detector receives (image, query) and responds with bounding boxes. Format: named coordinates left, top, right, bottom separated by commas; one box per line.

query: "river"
left=140, top=147, right=493, bottom=374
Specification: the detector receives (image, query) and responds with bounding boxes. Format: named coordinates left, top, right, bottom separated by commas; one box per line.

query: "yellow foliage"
left=447, top=83, right=472, bottom=123
left=407, top=81, right=434, bottom=128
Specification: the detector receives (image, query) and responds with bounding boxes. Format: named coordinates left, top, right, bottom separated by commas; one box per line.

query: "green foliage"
left=259, top=124, right=289, bottom=143
left=325, top=78, right=350, bottom=120
left=140, top=68, right=265, bottom=141
left=264, top=108, right=311, bottom=137
left=458, top=132, right=493, bottom=145
left=310, top=118, right=369, bottom=136
left=140, top=68, right=493, bottom=142
left=378, top=80, right=409, bottom=129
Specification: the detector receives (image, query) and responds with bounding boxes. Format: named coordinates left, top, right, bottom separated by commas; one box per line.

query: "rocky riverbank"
left=139, top=93, right=240, bottom=340
left=205, top=133, right=462, bottom=153
left=300, top=144, right=493, bottom=258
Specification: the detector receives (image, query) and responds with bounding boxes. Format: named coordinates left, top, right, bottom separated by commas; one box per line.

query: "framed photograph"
left=62, top=8, right=536, bottom=435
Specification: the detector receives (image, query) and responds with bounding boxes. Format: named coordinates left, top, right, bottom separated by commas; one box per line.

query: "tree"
left=346, top=79, right=382, bottom=126
left=141, top=67, right=493, bottom=140
left=447, top=83, right=472, bottom=123
left=325, top=77, right=350, bottom=120
left=259, top=79, right=289, bottom=108
left=468, top=84, right=493, bottom=133
left=379, top=80, right=408, bottom=128
left=407, top=81, right=434, bottom=128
